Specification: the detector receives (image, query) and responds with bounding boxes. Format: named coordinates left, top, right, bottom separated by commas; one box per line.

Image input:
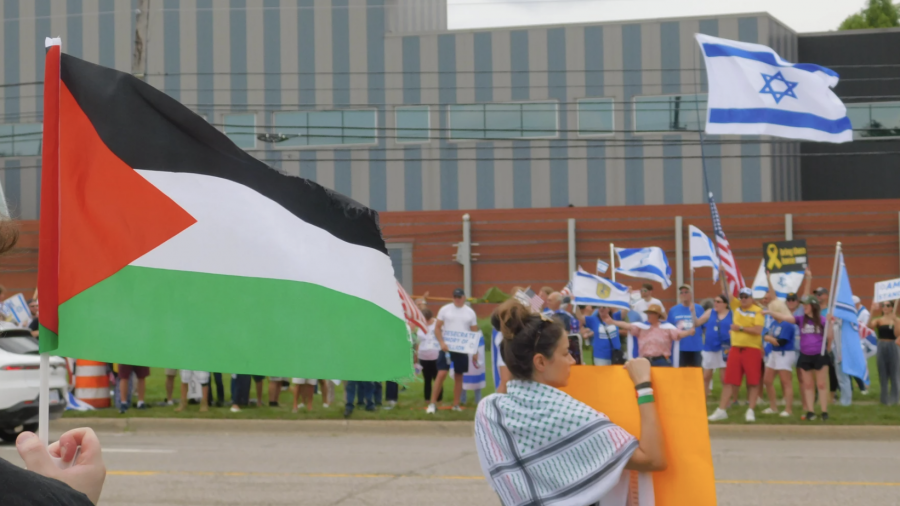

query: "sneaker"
left=322, top=403, right=330, bottom=409
left=708, top=408, right=728, bottom=422
left=118, top=406, right=127, bottom=414
left=426, top=403, right=436, bottom=414
left=364, top=405, right=376, bottom=412
left=387, top=400, right=397, bottom=408
left=451, top=406, right=462, bottom=412
left=821, top=412, right=829, bottom=422
left=230, top=406, right=241, bottom=413
left=779, top=411, right=791, bottom=418
left=156, top=399, right=174, bottom=407
left=136, top=401, right=148, bottom=409
left=268, top=401, right=279, bottom=407
left=761, top=407, right=776, bottom=415
left=861, top=389, right=870, bottom=396
left=806, top=411, right=817, bottom=421
left=744, top=409, right=755, bottom=423
left=343, top=406, right=353, bottom=418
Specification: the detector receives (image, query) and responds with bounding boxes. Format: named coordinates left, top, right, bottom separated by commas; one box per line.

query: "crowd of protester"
left=10, top=266, right=900, bottom=421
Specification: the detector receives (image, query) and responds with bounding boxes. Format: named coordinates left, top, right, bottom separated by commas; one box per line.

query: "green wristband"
left=637, top=395, right=655, bottom=405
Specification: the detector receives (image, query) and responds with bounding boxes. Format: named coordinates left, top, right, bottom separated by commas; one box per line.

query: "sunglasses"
left=715, top=299, right=725, bottom=304
left=739, top=294, right=751, bottom=299
left=786, top=297, right=798, bottom=302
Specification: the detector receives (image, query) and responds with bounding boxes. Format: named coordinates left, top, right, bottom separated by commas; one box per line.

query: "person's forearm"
left=434, top=327, right=445, bottom=346
left=741, top=325, right=763, bottom=335
left=630, top=403, right=666, bottom=471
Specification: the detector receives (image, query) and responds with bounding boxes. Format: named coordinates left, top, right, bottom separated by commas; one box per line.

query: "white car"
left=0, top=322, right=68, bottom=442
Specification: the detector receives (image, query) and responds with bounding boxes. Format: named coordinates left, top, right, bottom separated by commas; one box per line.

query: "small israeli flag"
left=596, top=258, right=609, bottom=274
left=615, top=247, right=672, bottom=289
left=688, top=225, right=719, bottom=282
left=696, top=33, right=851, bottom=143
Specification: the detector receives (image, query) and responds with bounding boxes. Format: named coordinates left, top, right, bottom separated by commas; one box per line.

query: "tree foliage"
left=839, top=0, right=900, bottom=30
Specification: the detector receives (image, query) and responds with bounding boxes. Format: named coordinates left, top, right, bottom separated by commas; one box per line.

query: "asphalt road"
left=2, top=424, right=899, bottom=506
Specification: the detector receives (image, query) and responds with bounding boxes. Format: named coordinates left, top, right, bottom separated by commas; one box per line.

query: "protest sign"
left=3, top=293, right=32, bottom=326
left=762, top=240, right=807, bottom=274
left=874, top=277, right=900, bottom=303
left=441, top=330, right=481, bottom=354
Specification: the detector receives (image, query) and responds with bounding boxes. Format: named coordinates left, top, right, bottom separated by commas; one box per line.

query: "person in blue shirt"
left=667, top=285, right=705, bottom=368
left=761, top=298, right=797, bottom=417
left=581, top=305, right=622, bottom=366
left=693, top=293, right=732, bottom=398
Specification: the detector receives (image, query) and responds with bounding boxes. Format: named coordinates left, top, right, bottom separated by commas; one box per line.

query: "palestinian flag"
left=37, top=42, right=412, bottom=381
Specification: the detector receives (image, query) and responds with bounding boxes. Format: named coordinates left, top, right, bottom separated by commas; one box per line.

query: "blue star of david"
left=759, top=71, right=798, bottom=104
left=776, top=277, right=787, bottom=289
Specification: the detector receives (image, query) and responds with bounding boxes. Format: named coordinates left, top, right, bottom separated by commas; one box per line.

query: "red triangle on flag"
left=58, top=83, right=197, bottom=304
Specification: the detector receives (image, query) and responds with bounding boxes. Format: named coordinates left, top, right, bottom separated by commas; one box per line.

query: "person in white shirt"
left=854, top=296, right=870, bottom=327
left=631, top=283, right=665, bottom=322
left=427, top=288, right=480, bottom=414
left=415, top=308, right=442, bottom=403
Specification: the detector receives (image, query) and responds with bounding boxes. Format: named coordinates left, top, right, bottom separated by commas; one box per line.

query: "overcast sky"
left=447, top=0, right=866, bottom=34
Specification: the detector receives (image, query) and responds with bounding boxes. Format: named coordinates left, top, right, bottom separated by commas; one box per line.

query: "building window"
left=272, top=110, right=377, bottom=148
left=577, top=98, right=614, bottom=136
left=634, top=94, right=707, bottom=132
left=847, top=102, right=900, bottom=139
left=448, top=102, right=558, bottom=140
left=0, top=123, right=42, bottom=157
left=223, top=113, right=257, bottom=150
left=395, top=106, right=430, bottom=144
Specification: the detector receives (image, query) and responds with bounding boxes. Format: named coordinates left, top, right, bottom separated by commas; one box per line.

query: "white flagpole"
left=39, top=352, right=50, bottom=445
left=609, top=243, right=616, bottom=282
left=821, top=242, right=841, bottom=356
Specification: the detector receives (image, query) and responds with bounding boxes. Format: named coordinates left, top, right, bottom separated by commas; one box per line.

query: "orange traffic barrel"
left=74, top=360, right=110, bottom=408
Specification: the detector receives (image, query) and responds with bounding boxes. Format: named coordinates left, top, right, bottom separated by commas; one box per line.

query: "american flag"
left=515, top=287, right=544, bottom=313
left=396, top=280, right=427, bottom=332
left=708, top=192, right=745, bottom=298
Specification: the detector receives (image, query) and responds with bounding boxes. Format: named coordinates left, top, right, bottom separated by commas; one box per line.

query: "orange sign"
left=560, top=366, right=717, bottom=506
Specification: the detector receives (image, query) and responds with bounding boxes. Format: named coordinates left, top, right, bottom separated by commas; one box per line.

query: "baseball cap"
left=801, top=295, right=820, bottom=306
left=814, top=287, right=828, bottom=295
left=852, top=295, right=861, bottom=305
left=452, top=288, right=465, bottom=298
left=738, top=287, right=753, bottom=297
left=678, top=284, right=692, bottom=292
left=785, top=292, right=798, bottom=301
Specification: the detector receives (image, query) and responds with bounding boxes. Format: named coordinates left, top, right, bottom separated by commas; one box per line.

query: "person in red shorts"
left=708, top=287, right=765, bottom=423
left=117, top=365, right=150, bottom=414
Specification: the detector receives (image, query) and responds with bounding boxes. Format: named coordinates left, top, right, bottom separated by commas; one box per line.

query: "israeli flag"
left=696, top=33, right=851, bottom=143
left=751, top=259, right=804, bottom=300
left=688, top=225, right=719, bottom=282
left=615, top=247, right=672, bottom=289
left=596, top=258, right=609, bottom=274
left=572, top=271, right=631, bottom=312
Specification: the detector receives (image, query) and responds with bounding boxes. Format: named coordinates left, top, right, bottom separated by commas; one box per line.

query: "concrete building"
left=0, top=1, right=892, bottom=221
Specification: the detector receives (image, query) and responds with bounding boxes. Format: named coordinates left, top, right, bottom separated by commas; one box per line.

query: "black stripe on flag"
left=59, top=54, right=387, bottom=254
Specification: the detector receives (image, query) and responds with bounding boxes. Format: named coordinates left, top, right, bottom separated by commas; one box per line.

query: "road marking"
left=105, top=470, right=900, bottom=487
left=103, top=449, right=176, bottom=454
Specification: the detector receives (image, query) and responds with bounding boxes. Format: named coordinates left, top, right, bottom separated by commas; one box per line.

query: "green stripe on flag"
left=38, top=324, right=59, bottom=353
left=56, top=266, right=413, bottom=381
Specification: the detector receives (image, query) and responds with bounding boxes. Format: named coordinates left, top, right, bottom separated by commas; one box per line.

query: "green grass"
left=64, top=323, right=900, bottom=425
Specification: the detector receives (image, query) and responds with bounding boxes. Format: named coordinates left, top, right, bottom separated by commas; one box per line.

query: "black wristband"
left=634, top=381, right=652, bottom=390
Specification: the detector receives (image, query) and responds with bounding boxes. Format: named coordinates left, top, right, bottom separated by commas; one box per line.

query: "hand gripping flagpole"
left=821, top=242, right=842, bottom=356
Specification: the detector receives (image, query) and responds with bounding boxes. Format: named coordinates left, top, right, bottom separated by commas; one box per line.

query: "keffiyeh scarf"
left=475, top=380, right=641, bottom=506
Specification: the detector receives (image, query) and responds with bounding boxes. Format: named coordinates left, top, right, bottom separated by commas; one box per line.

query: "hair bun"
left=495, top=299, right=530, bottom=340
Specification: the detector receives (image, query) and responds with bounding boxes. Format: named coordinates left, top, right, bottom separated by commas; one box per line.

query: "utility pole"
left=132, top=0, right=150, bottom=79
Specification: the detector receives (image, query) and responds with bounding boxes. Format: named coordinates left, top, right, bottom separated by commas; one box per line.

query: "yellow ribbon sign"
left=766, top=243, right=782, bottom=270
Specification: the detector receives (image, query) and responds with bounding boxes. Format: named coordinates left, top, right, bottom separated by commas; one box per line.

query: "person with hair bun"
left=475, top=300, right=667, bottom=506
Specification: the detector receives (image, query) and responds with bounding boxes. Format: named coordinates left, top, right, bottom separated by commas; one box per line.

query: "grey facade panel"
left=0, top=6, right=805, bottom=218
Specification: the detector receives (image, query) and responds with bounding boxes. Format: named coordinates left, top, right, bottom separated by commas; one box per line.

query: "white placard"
left=441, top=330, right=481, bottom=355
left=874, top=278, right=900, bottom=303
left=3, top=293, right=32, bottom=326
